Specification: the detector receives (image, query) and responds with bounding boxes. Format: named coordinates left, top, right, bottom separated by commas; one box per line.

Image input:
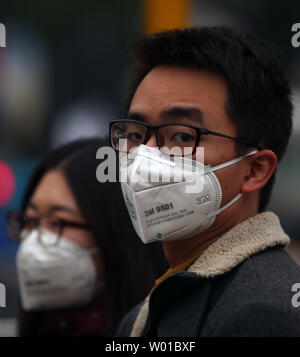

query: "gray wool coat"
left=116, top=212, right=300, bottom=337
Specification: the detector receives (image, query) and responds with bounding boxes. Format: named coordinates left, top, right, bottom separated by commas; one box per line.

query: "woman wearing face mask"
left=6, top=138, right=168, bottom=336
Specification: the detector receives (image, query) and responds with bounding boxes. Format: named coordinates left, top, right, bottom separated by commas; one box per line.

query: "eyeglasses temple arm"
left=203, top=129, right=263, bottom=150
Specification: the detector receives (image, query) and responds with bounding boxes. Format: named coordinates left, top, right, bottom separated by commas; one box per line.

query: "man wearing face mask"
left=112, top=26, right=300, bottom=337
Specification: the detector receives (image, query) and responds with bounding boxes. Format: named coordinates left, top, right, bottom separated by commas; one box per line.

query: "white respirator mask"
left=16, top=228, right=100, bottom=311
left=120, top=145, right=257, bottom=244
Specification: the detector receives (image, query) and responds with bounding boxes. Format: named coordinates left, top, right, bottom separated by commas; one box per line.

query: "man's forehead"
left=130, top=66, right=228, bottom=105
left=129, top=66, right=228, bottom=124
left=128, top=67, right=234, bottom=134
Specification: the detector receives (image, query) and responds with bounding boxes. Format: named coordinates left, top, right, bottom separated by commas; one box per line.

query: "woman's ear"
left=241, top=150, right=278, bottom=193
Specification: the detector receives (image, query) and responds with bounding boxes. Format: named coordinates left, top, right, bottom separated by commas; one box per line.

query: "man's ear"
left=241, top=150, right=278, bottom=193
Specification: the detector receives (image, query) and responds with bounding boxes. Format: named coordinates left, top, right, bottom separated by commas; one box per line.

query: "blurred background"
left=0, top=0, right=300, bottom=336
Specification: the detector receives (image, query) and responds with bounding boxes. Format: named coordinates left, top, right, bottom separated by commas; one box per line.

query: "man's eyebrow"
left=161, top=106, right=204, bottom=125
left=127, top=106, right=205, bottom=126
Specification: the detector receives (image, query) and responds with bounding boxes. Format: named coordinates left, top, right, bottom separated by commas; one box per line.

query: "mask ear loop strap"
left=205, top=150, right=258, bottom=174
left=205, top=150, right=258, bottom=219
left=206, top=193, right=243, bottom=219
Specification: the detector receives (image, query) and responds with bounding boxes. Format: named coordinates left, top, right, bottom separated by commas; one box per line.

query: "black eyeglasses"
left=6, top=210, right=92, bottom=245
left=109, top=120, right=263, bottom=156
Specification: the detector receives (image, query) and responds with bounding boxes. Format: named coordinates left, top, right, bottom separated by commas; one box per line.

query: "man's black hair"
left=125, top=26, right=293, bottom=212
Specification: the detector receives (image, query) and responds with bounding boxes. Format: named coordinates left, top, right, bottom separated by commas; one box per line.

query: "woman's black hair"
left=17, top=137, right=168, bottom=336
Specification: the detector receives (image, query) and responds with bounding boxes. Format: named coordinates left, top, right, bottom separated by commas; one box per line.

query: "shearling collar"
left=130, top=211, right=290, bottom=337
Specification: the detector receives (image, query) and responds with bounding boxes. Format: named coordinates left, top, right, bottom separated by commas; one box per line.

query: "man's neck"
left=162, top=201, right=258, bottom=268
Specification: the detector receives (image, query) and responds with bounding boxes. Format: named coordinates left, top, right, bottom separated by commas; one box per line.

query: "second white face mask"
left=120, top=145, right=257, bottom=244
left=16, top=228, right=100, bottom=311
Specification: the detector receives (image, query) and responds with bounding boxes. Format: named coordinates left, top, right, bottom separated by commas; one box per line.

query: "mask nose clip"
left=37, top=227, right=59, bottom=247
